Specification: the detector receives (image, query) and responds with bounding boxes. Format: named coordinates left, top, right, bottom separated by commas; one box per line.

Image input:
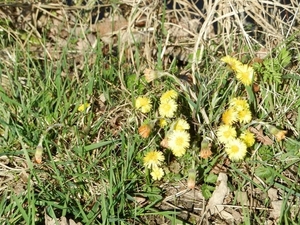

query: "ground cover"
left=0, top=0, right=300, bottom=224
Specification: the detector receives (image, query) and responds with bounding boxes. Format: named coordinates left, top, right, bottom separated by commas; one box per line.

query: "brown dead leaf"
left=219, top=210, right=235, bottom=221
left=91, top=15, right=128, bottom=36
left=249, top=125, right=273, bottom=145
left=206, top=172, right=229, bottom=215
left=256, top=47, right=269, bottom=59
left=270, top=200, right=283, bottom=220
left=211, top=157, right=230, bottom=174
left=234, top=191, right=249, bottom=206
left=45, top=210, right=82, bottom=225
left=133, top=196, right=147, bottom=205
left=267, top=188, right=279, bottom=201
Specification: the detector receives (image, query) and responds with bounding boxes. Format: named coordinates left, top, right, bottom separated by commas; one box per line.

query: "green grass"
left=1, top=1, right=300, bottom=225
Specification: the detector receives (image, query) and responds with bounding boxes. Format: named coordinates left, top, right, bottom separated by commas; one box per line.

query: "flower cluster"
left=217, top=97, right=255, bottom=161
left=137, top=90, right=191, bottom=181
left=221, top=55, right=254, bottom=86
left=143, top=150, right=165, bottom=180
left=158, top=90, right=178, bottom=118
left=158, top=91, right=190, bottom=157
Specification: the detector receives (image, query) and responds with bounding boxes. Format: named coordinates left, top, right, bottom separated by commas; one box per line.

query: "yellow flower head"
left=168, top=130, right=190, bottom=157
left=222, top=108, right=238, bottom=125
left=224, top=138, right=247, bottom=161
left=173, top=118, right=190, bottom=131
left=143, top=150, right=165, bottom=169
left=78, top=103, right=90, bottom=112
left=160, top=90, right=178, bottom=103
left=135, top=96, right=152, bottom=113
left=221, top=55, right=243, bottom=72
left=159, top=118, right=168, bottom=128
left=229, top=97, right=249, bottom=112
left=150, top=167, right=164, bottom=181
left=159, top=99, right=178, bottom=118
left=138, top=124, right=152, bottom=138
left=237, top=108, right=252, bottom=124
left=240, top=130, right=255, bottom=147
left=144, top=68, right=158, bottom=83
left=217, top=125, right=237, bottom=144
left=235, top=64, right=254, bottom=86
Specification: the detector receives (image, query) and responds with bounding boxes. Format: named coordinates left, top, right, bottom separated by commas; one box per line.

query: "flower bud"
left=199, top=138, right=212, bottom=159
left=138, top=124, right=152, bottom=138
left=187, top=169, right=196, bottom=189
left=35, top=145, right=43, bottom=164
left=267, top=125, right=287, bottom=141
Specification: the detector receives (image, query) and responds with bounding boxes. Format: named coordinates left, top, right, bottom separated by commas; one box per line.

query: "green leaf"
left=278, top=48, right=291, bottom=68
left=201, top=184, right=215, bottom=199
left=205, top=173, right=218, bottom=184
left=125, top=74, right=146, bottom=93
left=254, top=166, right=275, bottom=184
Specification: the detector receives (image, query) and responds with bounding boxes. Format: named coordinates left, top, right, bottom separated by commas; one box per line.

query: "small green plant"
left=253, top=48, right=292, bottom=84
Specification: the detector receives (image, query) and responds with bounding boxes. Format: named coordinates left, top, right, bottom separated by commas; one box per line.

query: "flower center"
left=175, top=137, right=184, bottom=145
left=231, top=145, right=239, bottom=153
left=224, top=131, right=232, bottom=138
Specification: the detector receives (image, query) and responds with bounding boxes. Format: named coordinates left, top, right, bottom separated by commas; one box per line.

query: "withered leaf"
left=249, top=126, right=273, bottom=145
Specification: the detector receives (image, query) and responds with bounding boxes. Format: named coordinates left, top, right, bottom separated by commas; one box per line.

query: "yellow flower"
left=221, top=55, right=243, bottom=72
left=229, top=97, right=249, bottom=112
left=135, top=96, right=152, bottom=113
left=173, top=118, right=190, bottom=131
left=240, top=130, right=255, bottom=147
left=150, top=167, right=164, bottom=181
left=237, top=108, right=252, bottom=124
left=217, top=125, right=237, bottom=144
left=143, top=150, right=165, bottom=169
left=168, top=130, right=190, bottom=157
left=235, top=64, right=254, bottom=86
left=158, top=99, right=177, bottom=118
left=78, top=103, right=90, bottom=112
left=138, top=124, right=152, bottom=138
left=267, top=125, right=287, bottom=141
left=224, top=138, right=247, bottom=161
left=144, top=68, right=158, bottom=83
left=222, top=108, right=238, bottom=125
left=159, top=118, right=168, bottom=128
left=160, top=90, right=178, bottom=103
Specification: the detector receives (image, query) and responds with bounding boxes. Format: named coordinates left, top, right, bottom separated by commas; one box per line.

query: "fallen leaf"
left=234, top=191, right=249, bottom=206
left=267, top=188, right=279, bottom=201
left=91, top=15, right=128, bottom=37
left=270, top=200, right=283, bottom=220
left=45, top=211, right=83, bottom=225
left=249, top=125, right=273, bottom=145
left=220, top=210, right=234, bottom=221
left=206, top=172, right=229, bottom=215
